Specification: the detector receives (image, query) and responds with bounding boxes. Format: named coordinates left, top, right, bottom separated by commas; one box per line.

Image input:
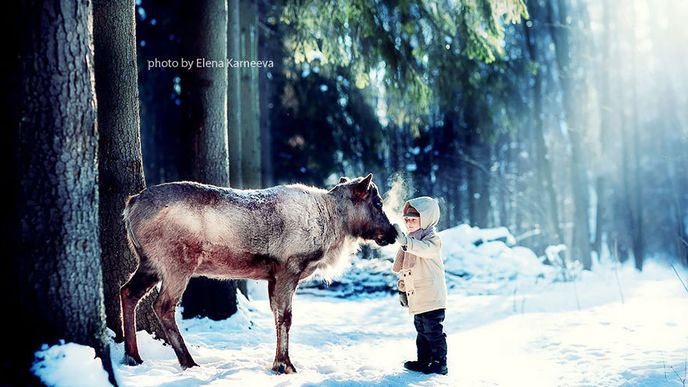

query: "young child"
left=392, top=196, right=448, bottom=375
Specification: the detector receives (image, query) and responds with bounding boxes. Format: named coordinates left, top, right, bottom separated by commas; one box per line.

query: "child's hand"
left=393, top=223, right=409, bottom=246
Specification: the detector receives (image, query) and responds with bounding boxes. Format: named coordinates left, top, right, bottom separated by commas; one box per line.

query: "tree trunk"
left=592, top=0, right=613, bottom=257
left=228, top=0, right=243, bottom=189
left=456, top=125, right=469, bottom=225
left=0, top=5, right=22, bottom=382
left=524, top=1, right=563, bottom=249
left=628, top=2, right=644, bottom=270
left=569, top=130, right=593, bottom=269
left=618, top=80, right=634, bottom=266
left=93, top=0, right=164, bottom=342
left=179, top=0, right=239, bottom=320
left=464, top=106, right=489, bottom=228
left=9, top=1, right=113, bottom=383
left=259, top=1, right=274, bottom=188
left=228, top=0, right=250, bottom=298
left=240, top=0, right=262, bottom=189
left=498, top=149, right=509, bottom=230
left=467, top=158, right=476, bottom=225
left=550, top=0, right=592, bottom=269
left=475, top=143, right=491, bottom=228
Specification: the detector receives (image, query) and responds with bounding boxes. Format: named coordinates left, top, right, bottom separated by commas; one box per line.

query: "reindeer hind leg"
left=154, top=273, right=198, bottom=369
left=120, top=263, right=159, bottom=366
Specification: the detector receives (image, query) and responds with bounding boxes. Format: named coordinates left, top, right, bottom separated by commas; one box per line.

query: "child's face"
left=404, top=216, right=421, bottom=233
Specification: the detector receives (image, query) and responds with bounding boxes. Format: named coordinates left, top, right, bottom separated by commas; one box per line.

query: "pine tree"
left=94, top=0, right=164, bottom=341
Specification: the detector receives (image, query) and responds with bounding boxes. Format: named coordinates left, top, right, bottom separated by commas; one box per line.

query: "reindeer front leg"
left=268, top=276, right=298, bottom=374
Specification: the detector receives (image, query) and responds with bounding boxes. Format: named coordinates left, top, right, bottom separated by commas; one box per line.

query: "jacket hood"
left=404, top=197, right=440, bottom=230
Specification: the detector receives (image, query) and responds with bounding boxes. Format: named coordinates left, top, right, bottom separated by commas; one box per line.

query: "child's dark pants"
left=413, top=308, right=447, bottom=363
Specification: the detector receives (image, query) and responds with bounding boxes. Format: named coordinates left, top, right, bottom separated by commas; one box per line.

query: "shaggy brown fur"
left=120, top=174, right=396, bottom=373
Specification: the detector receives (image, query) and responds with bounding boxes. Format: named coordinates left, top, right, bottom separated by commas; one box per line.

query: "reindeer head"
left=329, top=174, right=397, bottom=246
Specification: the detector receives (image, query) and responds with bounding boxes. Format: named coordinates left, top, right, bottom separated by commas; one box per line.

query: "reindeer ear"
left=339, top=177, right=349, bottom=184
left=352, top=173, right=373, bottom=199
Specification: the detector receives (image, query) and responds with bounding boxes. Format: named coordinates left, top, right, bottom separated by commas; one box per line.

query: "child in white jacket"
left=392, top=196, right=448, bottom=375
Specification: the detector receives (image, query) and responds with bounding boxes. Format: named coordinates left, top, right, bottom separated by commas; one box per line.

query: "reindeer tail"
left=123, top=194, right=143, bottom=252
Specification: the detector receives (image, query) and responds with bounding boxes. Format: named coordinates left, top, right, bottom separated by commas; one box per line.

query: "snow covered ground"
left=33, top=225, right=688, bottom=386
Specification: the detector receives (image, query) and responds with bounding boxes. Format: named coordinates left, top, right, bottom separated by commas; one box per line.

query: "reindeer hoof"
left=272, top=361, right=297, bottom=374
left=123, top=353, right=143, bottom=366
left=180, top=360, right=199, bottom=370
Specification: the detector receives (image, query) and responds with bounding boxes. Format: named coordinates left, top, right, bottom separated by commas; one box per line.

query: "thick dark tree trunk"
left=179, top=0, right=239, bottom=320
left=93, top=0, right=164, bottom=342
left=182, top=0, right=231, bottom=185
left=0, top=27, right=20, bottom=387
left=6, top=1, right=113, bottom=384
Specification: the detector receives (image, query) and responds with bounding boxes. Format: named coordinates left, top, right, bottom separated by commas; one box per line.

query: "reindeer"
left=120, top=174, right=397, bottom=373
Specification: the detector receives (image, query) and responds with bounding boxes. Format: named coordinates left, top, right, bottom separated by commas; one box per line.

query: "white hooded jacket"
left=392, top=197, right=447, bottom=315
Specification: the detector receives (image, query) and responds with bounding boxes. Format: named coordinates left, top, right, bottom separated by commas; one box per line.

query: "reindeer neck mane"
left=309, top=235, right=360, bottom=284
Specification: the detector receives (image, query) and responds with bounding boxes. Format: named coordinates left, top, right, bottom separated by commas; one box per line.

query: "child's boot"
left=405, top=337, right=431, bottom=372
left=422, top=356, right=448, bottom=375
left=403, top=359, right=430, bottom=372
